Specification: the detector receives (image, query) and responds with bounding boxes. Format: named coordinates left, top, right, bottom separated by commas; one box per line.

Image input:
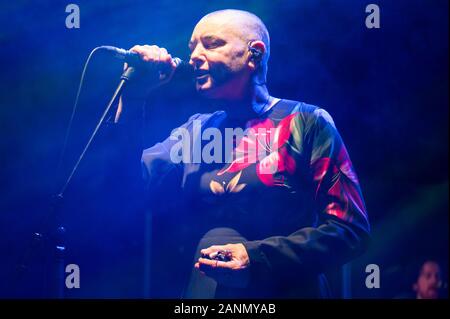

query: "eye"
left=203, top=38, right=226, bottom=49
left=204, top=42, right=218, bottom=49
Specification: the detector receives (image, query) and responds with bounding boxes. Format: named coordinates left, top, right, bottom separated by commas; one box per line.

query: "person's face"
left=188, top=16, right=251, bottom=100
left=414, top=262, right=442, bottom=299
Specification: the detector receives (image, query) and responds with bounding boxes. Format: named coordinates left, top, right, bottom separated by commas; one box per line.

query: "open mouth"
left=195, top=69, right=209, bottom=79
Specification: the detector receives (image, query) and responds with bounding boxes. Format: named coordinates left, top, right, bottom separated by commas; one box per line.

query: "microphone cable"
left=55, top=46, right=103, bottom=184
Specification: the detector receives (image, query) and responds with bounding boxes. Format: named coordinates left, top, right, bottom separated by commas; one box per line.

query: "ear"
left=247, top=40, right=266, bottom=70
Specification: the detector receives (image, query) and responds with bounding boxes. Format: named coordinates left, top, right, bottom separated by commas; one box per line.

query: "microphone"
left=99, top=45, right=188, bottom=71
left=99, top=46, right=193, bottom=123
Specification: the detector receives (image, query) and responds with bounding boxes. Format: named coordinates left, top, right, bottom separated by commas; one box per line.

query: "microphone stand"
left=14, top=66, right=137, bottom=298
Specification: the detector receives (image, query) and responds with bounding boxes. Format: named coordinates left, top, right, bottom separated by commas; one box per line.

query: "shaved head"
left=194, top=9, right=270, bottom=81
left=189, top=9, right=271, bottom=99
left=200, top=9, right=270, bottom=56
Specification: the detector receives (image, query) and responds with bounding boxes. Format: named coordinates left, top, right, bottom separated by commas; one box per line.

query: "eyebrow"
left=188, top=35, right=224, bottom=49
left=202, top=35, right=222, bottom=42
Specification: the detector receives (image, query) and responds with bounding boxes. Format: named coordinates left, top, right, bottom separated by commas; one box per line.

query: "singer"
left=121, top=9, right=370, bottom=298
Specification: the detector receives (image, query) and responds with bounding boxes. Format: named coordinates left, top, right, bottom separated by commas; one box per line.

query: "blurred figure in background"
left=413, top=260, right=444, bottom=299
left=395, top=259, right=446, bottom=299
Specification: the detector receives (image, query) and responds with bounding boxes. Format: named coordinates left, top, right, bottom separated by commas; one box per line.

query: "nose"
left=189, top=45, right=206, bottom=68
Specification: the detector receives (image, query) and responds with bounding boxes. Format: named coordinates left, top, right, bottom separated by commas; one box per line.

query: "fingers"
left=158, top=47, right=172, bottom=63
left=198, top=257, right=229, bottom=269
left=200, top=244, right=231, bottom=258
left=196, top=258, right=241, bottom=273
left=127, top=44, right=177, bottom=84
left=128, top=44, right=175, bottom=68
left=195, top=244, right=250, bottom=289
left=196, top=258, right=235, bottom=279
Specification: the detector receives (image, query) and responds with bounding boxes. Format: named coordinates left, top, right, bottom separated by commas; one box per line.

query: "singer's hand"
left=119, top=45, right=178, bottom=103
left=128, top=44, right=178, bottom=84
left=195, top=243, right=250, bottom=288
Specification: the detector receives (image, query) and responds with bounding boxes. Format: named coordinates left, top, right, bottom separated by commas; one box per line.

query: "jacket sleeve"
left=141, top=113, right=202, bottom=213
left=243, top=108, right=370, bottom=283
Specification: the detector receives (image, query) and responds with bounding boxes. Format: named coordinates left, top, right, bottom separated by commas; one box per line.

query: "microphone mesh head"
left=172, top=57, right=182, bottom=67
left=174, top=58, right=194, bottom=75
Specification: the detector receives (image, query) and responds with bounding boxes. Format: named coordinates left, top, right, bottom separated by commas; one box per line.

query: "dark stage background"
left=0, top=0, right=448, bottom=298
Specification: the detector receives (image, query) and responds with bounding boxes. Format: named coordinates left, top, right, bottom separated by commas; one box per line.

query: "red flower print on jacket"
left=311, top=146, right=367, bottom=224
left=217, top=113, right=298, bottom=186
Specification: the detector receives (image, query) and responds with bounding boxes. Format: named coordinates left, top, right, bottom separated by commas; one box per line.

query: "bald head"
left=200, top=10, right=270, bottom=55
left=193, top=9, right=270, bottom=81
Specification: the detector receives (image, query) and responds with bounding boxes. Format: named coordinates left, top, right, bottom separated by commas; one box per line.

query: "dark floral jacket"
left=141, top=99, right=370, bottom=298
